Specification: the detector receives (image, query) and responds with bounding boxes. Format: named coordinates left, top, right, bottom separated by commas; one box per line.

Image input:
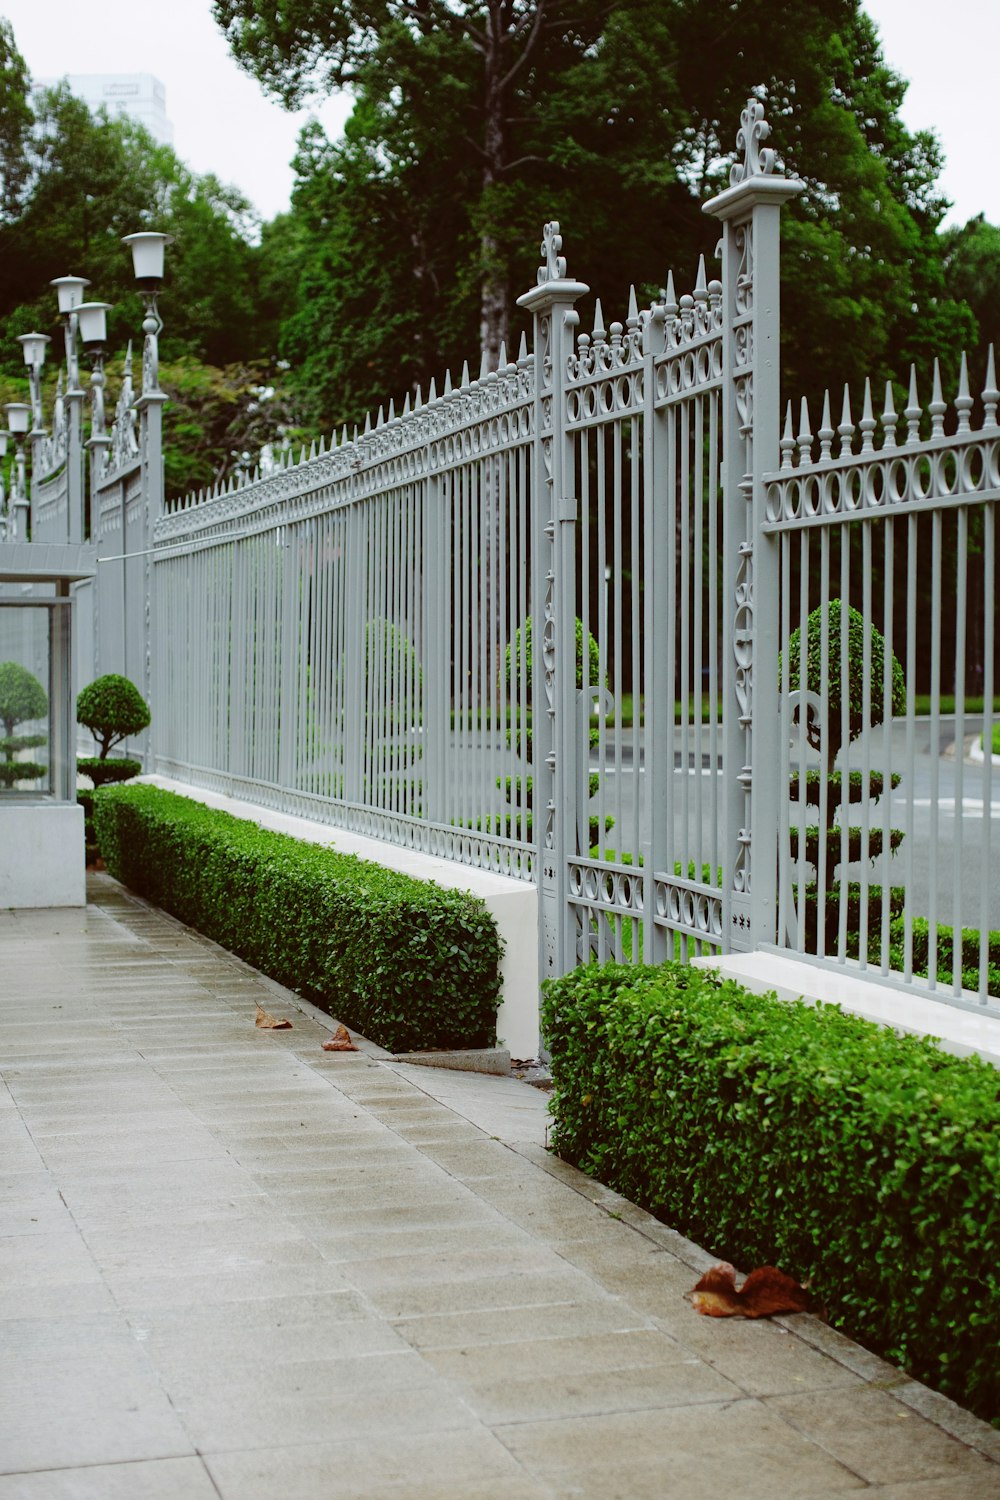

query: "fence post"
left=517, top=223, right=589, bottom=984
left=134, top=301, right=168, bottom=768
left=704, top=101, right=802, bottom=951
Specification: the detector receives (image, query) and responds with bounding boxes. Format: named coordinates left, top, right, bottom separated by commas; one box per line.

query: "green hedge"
left=94, top=784, right=503, bottom=1052
left=542, top=961, right=999, bottom=1423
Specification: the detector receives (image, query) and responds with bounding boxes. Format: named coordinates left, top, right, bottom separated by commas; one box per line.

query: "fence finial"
left=730, top=98, right=775, bottom=187
left=983, top=344, right=999, bottom=427
left=954, top=351, right=973, bottom=433
left=592, top=296, right=606, bottom=346
left=428, top=376, right=438, bottom=402
left=797, top=397, right=812, bottom=464
left=536, top=221, right=568, bottom=285
left=859, top=378, right=876, bottom=453
left=838, top=384, right=855, bottom=457
left=881, top=380, right=898, bottom=449
left=905, top=365, right=921, bottom=445
left=818, top=390, right=834, bottom=462
left=497, top=340, right=508, bottom=370
left=929, top=358, right=946, bottom=439
left=780, top=402, right=796, bottom=470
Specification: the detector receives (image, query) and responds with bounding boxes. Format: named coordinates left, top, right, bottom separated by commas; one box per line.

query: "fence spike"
left=838, top=383, right=855, bottom=456
left=308, top=440, right=317, bottom=461
left=983, top=344, right=999, bottom=427
left=340, top=425, right=349, bottom=448
left=443, top=369, right=453, bottom=396
left=479, top=349, right=490, bottom=381
left=387, top=397, right=396, bottom=422
left=881, top=380, right=898, bottom=449
left=414, top=384, right=423, bottom=409
left=929, top=358, right=946, bottom=438
left=627, top=284, right=640, bottom=331
left=428, top=375, right=438, bottom=402
left=352, top=424, right=359, bottom=444
left=517, top=330, right=529, bottom=363
left=797, top=396, right=813, bottom=463
left=363, top=411, right=372, bottom=435
left=694, top=254, right=708, bottom=299
left=460, top=360, right=471, bottom=390
left=592, top=296, right=607, bottom=344
left=663, top=269, right=678, bottom=317
left=818, top=389, right=834, bottom=462
left=905, top=364, right=921, bottom=445
left=780, top=402, right=796, bottom=470
left=954, top=350, right=973, bottom=433
left=402, top=391, right=410, bottom=417
left=859, top=377, right=876, bottom=453
left=376, top=405, right=385, bottom=429
left=497, top=340, right=508, bottom=370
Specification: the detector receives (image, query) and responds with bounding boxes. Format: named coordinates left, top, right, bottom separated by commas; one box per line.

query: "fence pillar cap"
left=516, top=277, right=589, bottom=313
left=703, top=174, right=803, bottom=222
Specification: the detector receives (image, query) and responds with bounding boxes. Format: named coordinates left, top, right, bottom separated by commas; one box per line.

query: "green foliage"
left=76, top=674, right=150, bottom=758
left=76, top=757, right=142, bottom=790
left=0, top=660, right=47, bottom=736
left=870, top=917, right=1000, bottom=999
left=0, top=759, right=45, bottom=788
left=94, top=784, right=503, bottom=1051
left=780, top=600, right=906, bottom=766
left=542, top=960, right=1000, bottom=1423
left=0, top=18, right=31, bottom=221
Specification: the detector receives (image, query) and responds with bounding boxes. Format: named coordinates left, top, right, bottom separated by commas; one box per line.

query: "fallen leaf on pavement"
left=255, top=1003, right=293, bottom=1030
left=690, top=1261, right=810, bottom=1318
left=322, top=1024, right=358, bottom=1052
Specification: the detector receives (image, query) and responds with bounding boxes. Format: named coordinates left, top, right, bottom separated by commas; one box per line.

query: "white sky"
left=1, top=0, right=997, bottom=228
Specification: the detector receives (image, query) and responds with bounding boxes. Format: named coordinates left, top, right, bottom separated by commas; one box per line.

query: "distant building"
left=32, top=74, right=173, bottom=147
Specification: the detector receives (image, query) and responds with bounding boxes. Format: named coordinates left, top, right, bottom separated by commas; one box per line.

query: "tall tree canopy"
left=214, top=0, right=983, bottom=433
left=0, top=17, right=31, bottom=221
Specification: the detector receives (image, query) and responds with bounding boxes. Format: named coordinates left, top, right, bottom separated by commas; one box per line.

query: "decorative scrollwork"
left=536, top=222, right=568, bottom=286
left=730, top=98, right=775, bottom=187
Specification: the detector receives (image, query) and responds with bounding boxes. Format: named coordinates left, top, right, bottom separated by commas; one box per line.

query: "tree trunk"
left=479, top=3, right=510, bottom=372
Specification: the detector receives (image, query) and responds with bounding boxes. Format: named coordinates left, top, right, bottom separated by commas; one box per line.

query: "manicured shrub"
left=77, top=674, right=150, bottom=757
left=0, top=660, right=47, bottom=789
left=94, top=783, right=503, bottom=1052
left=543, top=960, right=1000, bottom=1423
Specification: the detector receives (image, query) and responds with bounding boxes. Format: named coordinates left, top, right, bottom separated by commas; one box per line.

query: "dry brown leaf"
left=690, top=1261, right=809, bottom=1319
left=255, top=1003, right=293, bottom=1030
left=322, top=1024, right=358, bottom=1052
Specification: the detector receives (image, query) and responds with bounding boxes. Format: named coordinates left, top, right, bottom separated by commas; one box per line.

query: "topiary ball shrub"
left=77, top=674, right=150, bottom=759
left=77, top=756, right=143, bottom=790
left=0, top=661, right=48, bottom=789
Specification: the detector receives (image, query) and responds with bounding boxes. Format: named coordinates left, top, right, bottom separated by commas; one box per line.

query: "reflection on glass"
left=0, top=607, right=51, bottom=795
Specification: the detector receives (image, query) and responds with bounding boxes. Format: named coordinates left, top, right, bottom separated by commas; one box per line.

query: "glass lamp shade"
left=75, top=302, right=112, bottom=350
left=4, top=403, right=31, bottom=436
left=122, top=231, right=173, bottom=289
left=50, top=275, right=91, bottom=315
left=17, top=332, right=50, bottom=368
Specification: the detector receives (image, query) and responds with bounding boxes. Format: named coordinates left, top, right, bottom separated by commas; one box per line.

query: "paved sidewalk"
left=1, top=875, right=997, bottom=1500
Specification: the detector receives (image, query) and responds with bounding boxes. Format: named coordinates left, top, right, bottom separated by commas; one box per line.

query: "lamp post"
left=4, top=402, right=32, bottom=541
left=0, top=429, right=8, bottom=542
left=17, top=332, right=50, bottom=434
left=121, top=232, right=172, bottom=400
left=50, top=275, right=90, bottom=543
left=76, top=301, right=113, bottom=478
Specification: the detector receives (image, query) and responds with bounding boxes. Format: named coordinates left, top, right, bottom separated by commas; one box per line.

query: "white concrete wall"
left=0, top=804, right=86, bottom=909
left=140, top=777, right=541, bottom=1059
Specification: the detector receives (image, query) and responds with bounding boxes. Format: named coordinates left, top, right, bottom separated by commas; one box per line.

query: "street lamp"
left=3, top=403, right=31, bottom=540
left=0, top=429, right=8, bottom=541
left=74, top=301, right=113, bottom=452
left=122, top=231, right=172, bottom=396
left=51, top=275, right=90, bottom=393
left=17, top=332, right=50, bottom=434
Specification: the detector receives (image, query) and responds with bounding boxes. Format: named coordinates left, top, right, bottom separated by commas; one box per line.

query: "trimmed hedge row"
left=94, top=784, right=503, bottom=1052
left=542, top=961, right=1000, bottom=1423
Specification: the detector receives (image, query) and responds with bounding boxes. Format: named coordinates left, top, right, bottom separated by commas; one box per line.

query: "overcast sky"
left=2, top=0, right=997, bottom=229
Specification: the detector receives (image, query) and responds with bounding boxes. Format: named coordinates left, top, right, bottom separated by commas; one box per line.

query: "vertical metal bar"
left=979, top=503, right=995, bottom=1002
left=837, top=539, right=851, bottom=961
left=952, top=506, right=967, bottom=994
left=928, top=509, right=943, bottom=987
left=707, top=385, right=720, bottom=894
left=859, top=518, right=873, bottom=967
left=693, top=391, right=704, bottom=886
left=880, top=517, right=896, bottom=974
left=679, top=393, right=691, bottom=872
left=630, top=408, right=641, bottom=883
left=903, top=513, right=918, bottom=983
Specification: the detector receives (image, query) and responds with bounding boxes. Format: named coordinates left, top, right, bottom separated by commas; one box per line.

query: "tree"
left=0, top=18, right=31, bottom=222
left=780, top=600, right=906, bottom=951
left=219, top=0, right=976, bottom=435
left=0, top=660, right=47, bottom=789
left=77, top=674, right=150, bottom=760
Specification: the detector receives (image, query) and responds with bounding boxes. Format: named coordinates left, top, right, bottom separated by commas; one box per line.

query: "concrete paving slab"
left=1, top=872, right=998, bottom=1499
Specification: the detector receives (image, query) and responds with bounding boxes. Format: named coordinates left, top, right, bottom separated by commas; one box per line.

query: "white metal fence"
left=9, top=97, right=998, bottom=1017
